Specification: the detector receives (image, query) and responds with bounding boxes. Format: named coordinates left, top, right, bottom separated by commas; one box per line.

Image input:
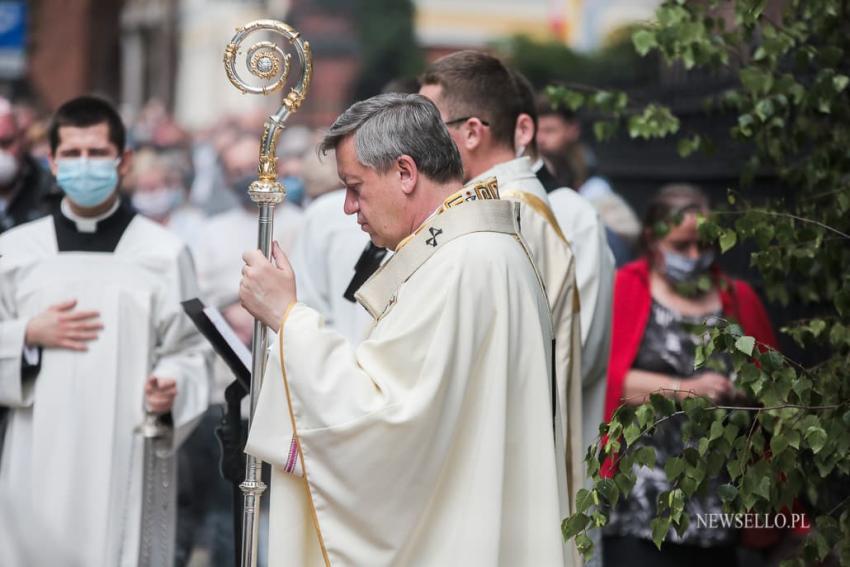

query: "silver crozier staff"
left=222, top=20, right=313, bottom=567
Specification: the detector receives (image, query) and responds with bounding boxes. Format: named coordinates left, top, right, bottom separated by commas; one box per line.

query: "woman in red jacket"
left=601, top=184, right=777, bottom=567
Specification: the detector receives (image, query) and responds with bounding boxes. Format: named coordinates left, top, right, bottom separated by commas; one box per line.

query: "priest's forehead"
left=335, top=136, right=366, bottom=183
left=54, top=122, right=119, bottom=157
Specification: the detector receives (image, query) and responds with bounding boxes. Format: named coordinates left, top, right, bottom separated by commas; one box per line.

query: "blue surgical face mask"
left=283, top=175, right=305, bottom=206
left=56, top=157, right=120, bottom=208
left=663, top=249, right=715, bottom=284
left=132, top=186, right=185, bottom=219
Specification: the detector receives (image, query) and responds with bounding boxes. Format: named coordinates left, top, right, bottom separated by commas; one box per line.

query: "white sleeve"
left=289, top=215, right=334, bottom=323
left=21, top=345, right=39, bottom=367
left=0, top=260, right=36, bottom=407
left=150, top=246, right=211, bottom=446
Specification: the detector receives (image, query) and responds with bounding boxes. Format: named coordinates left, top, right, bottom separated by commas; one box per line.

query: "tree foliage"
left=496, top=30, right=652, bottom=89
left=313, top=0, right=423, bottom=99
left=351, top=0, right=423, bottom=99
left=552, top=1, right=850, bottom=564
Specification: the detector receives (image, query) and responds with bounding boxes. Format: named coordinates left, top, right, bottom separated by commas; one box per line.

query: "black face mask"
left=232, top=174, right=256, bottom=207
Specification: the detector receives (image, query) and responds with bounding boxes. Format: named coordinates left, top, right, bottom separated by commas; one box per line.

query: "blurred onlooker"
left=536, top=100, right=641, bottom=246
left=0, top=98, right=57, bottom=233
left=128, top=147, right=206, bottom=250
left=276, top=125, right=313, bottom=207
left=301, top=144, right=344, bottom=202
left=188, top=120, right=240, bottom=215
left=22, top=118, right=52, bottom=170
left=195, top=133, right=303, bottom=310
left=602, top=183, right=777, bottom=567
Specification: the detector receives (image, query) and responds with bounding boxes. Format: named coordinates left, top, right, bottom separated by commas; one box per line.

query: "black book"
left=181, top=298, right=251, bottom=390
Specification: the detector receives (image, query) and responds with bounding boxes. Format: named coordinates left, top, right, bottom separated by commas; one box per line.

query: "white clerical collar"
left=60, top=197, right=121, bottom=233
left=530, top=157, right=546, bottom=174
left=469, top=156, right=534, bottom=185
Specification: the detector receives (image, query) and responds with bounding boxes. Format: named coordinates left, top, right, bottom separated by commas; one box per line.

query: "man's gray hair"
left=320, top=93, right=463, bottom=184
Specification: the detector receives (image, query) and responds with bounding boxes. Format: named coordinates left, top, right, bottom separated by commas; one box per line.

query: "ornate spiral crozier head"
left=223, top=20, right=312, bottom=205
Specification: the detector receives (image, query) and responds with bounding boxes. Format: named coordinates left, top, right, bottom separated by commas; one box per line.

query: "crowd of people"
left=0, top=48, right=790, bottom=567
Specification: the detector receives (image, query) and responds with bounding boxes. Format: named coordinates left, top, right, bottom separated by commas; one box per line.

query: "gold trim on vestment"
left=440, top=177, right=500, bottom=209
left=501, top=189, right=581, bottom=314
left=277, top=304, right=332, bottom=567
left=395, top=177, right=500, bottom=252
left=501, top=189, right=566, bottom=242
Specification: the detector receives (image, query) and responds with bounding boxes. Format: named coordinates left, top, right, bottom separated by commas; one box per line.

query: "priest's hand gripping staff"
left=223, top=20, right=312, bottom=567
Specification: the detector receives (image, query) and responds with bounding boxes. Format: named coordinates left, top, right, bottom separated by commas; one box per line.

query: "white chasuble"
left=247, top=192, right=572, bottom=566
left=0, top=212, right=209, bottom=567
left=548, top=187, right=615, bottom=461
left=471, top=159, right=585, bottom=532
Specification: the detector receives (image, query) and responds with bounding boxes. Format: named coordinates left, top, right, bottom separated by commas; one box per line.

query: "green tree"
left=496, top=30, right=654, bottom=90
left=555, top=1, right=850, bottom=564
left=352, top=0, right=423, bottom=98
left=313, top=0, right=423, bottom=98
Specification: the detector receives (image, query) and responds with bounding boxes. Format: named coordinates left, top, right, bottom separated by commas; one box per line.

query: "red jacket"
left=604, top=258, right=778, bottom=421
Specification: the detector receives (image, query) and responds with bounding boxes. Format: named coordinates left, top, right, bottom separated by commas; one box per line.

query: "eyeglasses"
left=444, top=116, right=490, bottom=127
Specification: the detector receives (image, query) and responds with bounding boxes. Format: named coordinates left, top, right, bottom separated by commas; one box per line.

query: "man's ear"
left=397, top=154, right=418, bottom=196
left=515, top=113, right=535, bottom=153
left=118, top=149, right=133, bottom=178
left=48, top=154, right=57, bottom=176
left=460, top=118, right=488, bottom=153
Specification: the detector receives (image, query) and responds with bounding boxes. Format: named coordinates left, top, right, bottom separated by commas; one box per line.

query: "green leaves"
left=574, top=489, right=595, bottom=514
left=560, top=89, right=585, bottom=112
left=664, top=457, right=686, bottom=481
left=623, top=423, right=642, bottom=445
left=805, top=426, right=828, bottom=454
left=650, top=516, right=671, bottom=549
left=668, top=489, right=686, bottom=523
left=556, top=1, right=850, bottom=558
left=719, top=228, right=738, bottom=253
left=650, top=393, right=677, bottom=417
left=632, top=29, right=658, bottom=56
left=593, top=120, right=618, bottom=142
left=561, top=513, right=589, bottom=540
left=676, top=135, right=703, bottom=157
left=636, top=404, right=654, bottom=428
left=718, top=483, right=738, bottom=503
left=628, top=104, right=680, bottom=139
left=740, top=67, right=774, bottom=95
left=635, top=446, right=657, bottom=468
left=734, top=335, right=756, bottom=356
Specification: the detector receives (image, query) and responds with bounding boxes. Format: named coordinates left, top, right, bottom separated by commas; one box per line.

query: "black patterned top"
left=603, top=299, right=736, bottom=547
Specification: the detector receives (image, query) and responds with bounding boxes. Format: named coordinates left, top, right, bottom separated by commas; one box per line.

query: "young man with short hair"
left=0, top=95, right=209, bottom=566
left=420, top=54, right=584, bottom=565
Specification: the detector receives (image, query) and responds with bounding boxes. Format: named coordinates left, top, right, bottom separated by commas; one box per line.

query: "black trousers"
left=603, top=535, right=738, bottom=567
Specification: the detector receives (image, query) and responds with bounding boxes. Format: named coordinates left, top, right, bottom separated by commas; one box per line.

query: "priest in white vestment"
left=0, top=96, right=209, bottom=567
left=510, top=67, right=616, bottom=458
left=421, top=53, right=585, bottom=542
left=241, top=93, right=572, bottom=566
